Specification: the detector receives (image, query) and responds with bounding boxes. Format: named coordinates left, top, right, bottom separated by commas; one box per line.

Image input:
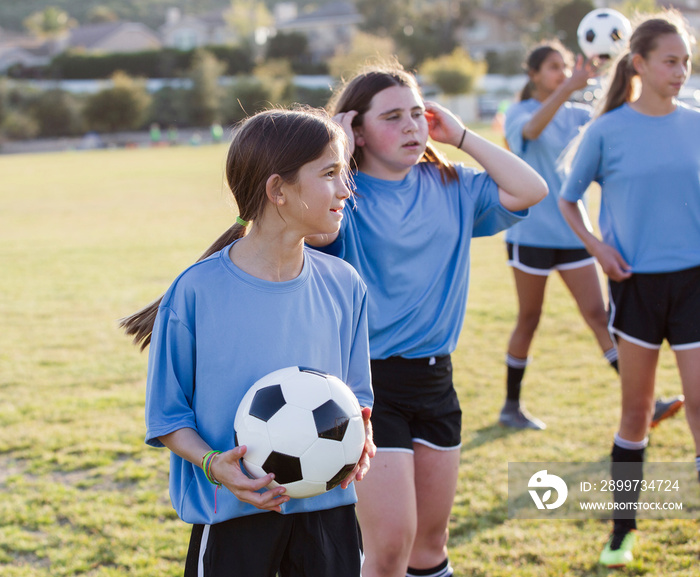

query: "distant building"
left=0, top=28, right=52, bottom=72
left=159, top=8, right=237, bottom=50
left=455, top=7, right=522, bottom=61
left=274, top=1, right=363, bottom=62
left=61, top=22, right=162, bottom=54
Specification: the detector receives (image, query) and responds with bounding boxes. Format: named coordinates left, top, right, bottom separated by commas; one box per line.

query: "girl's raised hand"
left=566, top=54, right=599, bottom=93
left=210, top=445, right=290, bottom=512
left=333, top=110, right=359, bottom=155
left=424, top=101, right=466, bottom=149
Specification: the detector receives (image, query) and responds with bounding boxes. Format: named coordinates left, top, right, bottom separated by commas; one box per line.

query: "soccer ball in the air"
left=234, top=366, right=365, bottom=499
left=577, top=9, right=632, bottom=60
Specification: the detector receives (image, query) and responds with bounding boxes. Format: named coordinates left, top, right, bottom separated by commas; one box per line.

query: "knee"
left=620, top=405, right=653, bottom=436
left=367, top=529, right=416, bottom=574
left=515, top=309, right=542, bottom=335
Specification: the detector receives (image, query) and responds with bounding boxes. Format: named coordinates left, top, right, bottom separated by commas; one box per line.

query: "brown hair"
left=329, top=59, right=458, bottom=183
left=120, top=106, right=347, bottom=350
left=520, top=40, right=573, bottom=101
left=598, top=10, right=694, bottom=116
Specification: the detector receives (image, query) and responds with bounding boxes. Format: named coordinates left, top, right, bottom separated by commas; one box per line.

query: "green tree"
left=23, top=6, right=76, bottom=39
left=83, top=72, right=151, bottom=132
left=266, top=32, right=308, bottom=61
left=223, top=77, right=274, bottom=123
left=553, top=0, right=596, bottom=53
left=226, top=0, right=272, bottom=43
left=86, top=6, right=120, bottom=24
left=30, top=89, right=84, bottom=137
left=420, top=48, right=486, bottom=95
left=329, top=32, right=404, bottom=79
left=187, top=49, right=226, bottom=126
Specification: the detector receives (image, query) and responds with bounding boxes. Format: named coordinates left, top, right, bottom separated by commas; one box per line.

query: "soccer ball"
left=577, top=9, right=632, bottom=60
left=234, top=366, right=365, bottom=499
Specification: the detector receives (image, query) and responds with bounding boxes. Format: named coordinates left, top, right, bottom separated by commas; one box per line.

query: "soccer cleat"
left=599, top=530, right=635, bottom=568
left=651, top=395, right=684, bottom=428
left=499, top=400, right=546, bottom=430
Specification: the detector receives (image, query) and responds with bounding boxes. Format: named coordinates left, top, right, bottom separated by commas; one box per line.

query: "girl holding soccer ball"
left=499, top=41, right=683, bottom=430
left=559, top=10, right=700, bottom=568
left=307, top=61, right=547, bottom=577
left=122, top=107, right=376, bottom=577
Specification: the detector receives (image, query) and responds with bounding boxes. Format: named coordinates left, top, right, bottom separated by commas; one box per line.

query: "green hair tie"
left=236, top=216, right=250, bottom=227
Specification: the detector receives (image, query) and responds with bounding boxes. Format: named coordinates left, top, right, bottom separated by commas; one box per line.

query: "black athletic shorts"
left=507, top=242, right=595, bottom=276
left=369, top=354, right=462, bottom=452
left=609, top=265, right=700, bottom=350
left=184, top=505, right=362, bottom=577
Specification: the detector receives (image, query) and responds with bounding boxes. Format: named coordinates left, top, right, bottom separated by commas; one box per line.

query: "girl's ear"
left=353, top=126, right=365, bottom=148
left=266, top=174, right=286, bottom=206
left=631, top=53, right=645, bottom=76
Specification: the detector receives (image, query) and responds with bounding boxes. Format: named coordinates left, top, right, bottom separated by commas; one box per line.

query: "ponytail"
left=597, top=53, right=635, bottom=116
left=119, top=222, right=248, bottom=350
left=520, top=81, right=534, bottom=102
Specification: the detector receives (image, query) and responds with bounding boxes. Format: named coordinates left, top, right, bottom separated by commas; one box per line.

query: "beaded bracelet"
left=202, top=450, right=222, bottom=486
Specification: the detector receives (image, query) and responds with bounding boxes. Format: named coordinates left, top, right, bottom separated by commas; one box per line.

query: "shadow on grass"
left=461, top=422, right=525, bottom=452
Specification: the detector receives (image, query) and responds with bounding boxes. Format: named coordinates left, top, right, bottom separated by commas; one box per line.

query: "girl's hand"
left=565, top=54, right=599, bottom=93
left=340, top=407, right=376, bottom=488
left=424, top=101, right=466, bottom=148
left=333, top=111, right=359, bottom=155
left=210, top=446, right=290, bottom=512
left=591, top=241, right=632, bottom=282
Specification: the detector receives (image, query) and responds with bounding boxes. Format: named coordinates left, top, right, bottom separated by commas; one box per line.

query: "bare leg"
left=507, top=268, right=548, bottom=358
left=675, top=347, right=700, bottom=454
left=617, top=338, right=658, bottom=441
left=408, top=444, right=461, bottom=571
left=559, top=263, right=614, bottom=352
left=356, top=451, right=417, bottom=577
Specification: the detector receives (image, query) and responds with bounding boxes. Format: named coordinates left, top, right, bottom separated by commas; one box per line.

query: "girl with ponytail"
left=124, top=107, right=375, bottom=577
left=559, top=11, right=700, bottom=568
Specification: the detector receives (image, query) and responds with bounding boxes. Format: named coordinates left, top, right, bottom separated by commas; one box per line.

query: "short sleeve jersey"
left=504, top=98, right=591, bottom=248
left=320, top=162, right=527, bottom=359
left=561, top=103, right=700, bottom=273
left=145, top=244, right=372, bottom=524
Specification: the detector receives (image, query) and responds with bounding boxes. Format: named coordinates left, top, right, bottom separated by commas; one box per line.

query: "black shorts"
left=369, top=355, right=462, bottom=452
left=507, top=243, right=595, bottom=276
left=184, top=505, right=362, bottom=577
left=609, top=265, right=700, bottom=350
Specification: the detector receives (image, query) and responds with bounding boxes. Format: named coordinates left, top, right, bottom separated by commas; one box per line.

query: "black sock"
left=611, top=441, right=646, bottom=535
left=506, top=354, right=528, bottom=402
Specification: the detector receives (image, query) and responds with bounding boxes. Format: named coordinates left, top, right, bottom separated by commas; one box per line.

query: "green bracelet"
left=202, top=450, right=222, bottom=486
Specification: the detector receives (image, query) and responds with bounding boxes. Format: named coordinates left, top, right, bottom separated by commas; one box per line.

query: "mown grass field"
left=1, top=128, right=697, bottom=576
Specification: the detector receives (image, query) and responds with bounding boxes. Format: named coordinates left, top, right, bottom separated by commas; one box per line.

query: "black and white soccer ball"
left=234, top=366, right=365, bottom=499
left=577, top=8, right=632, bottom=60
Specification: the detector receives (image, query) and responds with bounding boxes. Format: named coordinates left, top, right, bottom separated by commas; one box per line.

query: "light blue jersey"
left=561, top=103, right=700, bottom=273
left=319, top=162, right=527, bottom=359
left=505, top=98, right=591, bottom=248
left=145, top=244, right=372, bottom=524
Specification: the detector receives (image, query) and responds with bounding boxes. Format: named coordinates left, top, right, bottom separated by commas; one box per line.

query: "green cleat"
left=599, top=531, right=635, bottom=568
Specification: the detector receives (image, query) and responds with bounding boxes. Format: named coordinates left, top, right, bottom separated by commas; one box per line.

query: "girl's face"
left=636, top=32, right=691, bottom=99
left=353, top=85, right=429, bottom=180
left=531, top=51, right=568, bottom=96
left=283, top=139, right=350, bottom=236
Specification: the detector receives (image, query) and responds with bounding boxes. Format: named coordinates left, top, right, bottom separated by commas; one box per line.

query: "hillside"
left=0, top=0, right=233, bottom=32
left=0, top=0, right=334, bottom=32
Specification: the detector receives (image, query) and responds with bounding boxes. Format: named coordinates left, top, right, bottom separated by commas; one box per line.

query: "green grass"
left=1, top=130, right=697, bottom=576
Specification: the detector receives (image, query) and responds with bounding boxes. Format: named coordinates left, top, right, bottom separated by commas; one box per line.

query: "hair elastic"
left=236, top=215, right=250, bottom=227
left=457, top=128, right=467, bottom=150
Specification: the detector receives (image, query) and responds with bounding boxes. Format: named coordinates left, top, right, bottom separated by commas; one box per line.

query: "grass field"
left=1, top=129, right=697, bottom=576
